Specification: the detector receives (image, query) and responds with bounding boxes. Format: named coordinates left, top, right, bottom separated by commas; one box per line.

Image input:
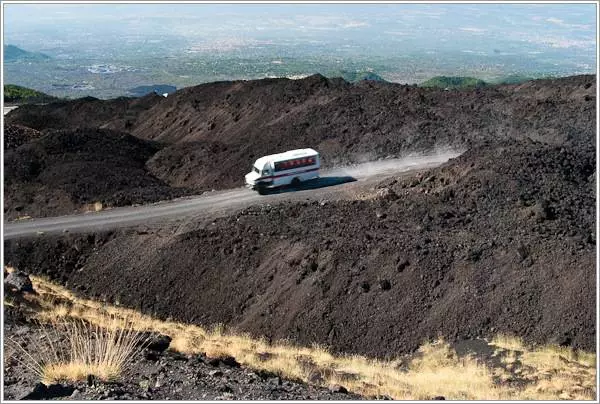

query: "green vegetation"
left=330, top=70, right=387, bottom=83
left=420, top=76, right=487, bottom=89
left=4, top=84, right=58, bottom=104
left=492, top=74, right=535, bottom=85
left=128, top=84, right=177, bottom=97
left=421, top=74, right=543, bottom=89
left=4, top=45, right=50, bottom=62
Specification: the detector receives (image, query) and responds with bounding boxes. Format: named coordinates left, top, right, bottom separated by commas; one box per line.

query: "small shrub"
left=8, top=316, right=149, bottom=384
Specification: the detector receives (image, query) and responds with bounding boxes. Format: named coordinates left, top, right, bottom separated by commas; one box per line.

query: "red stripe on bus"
left=258, top=167, right=319, bottom=180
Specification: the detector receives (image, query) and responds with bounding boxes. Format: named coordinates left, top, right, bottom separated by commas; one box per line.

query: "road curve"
left=4, top=106, right=19, bottom=115
left=3, top=152, right=461, bottom=239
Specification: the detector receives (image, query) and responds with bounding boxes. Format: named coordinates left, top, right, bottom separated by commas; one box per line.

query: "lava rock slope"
left=4, top=74, right=595, bottom=210
left=4, top=128, right=191, bottom=220
left=5, top=139, right=595, bottom=358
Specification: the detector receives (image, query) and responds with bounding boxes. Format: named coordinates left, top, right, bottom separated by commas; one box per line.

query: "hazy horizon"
left=3, top=2, right=597, bottom=98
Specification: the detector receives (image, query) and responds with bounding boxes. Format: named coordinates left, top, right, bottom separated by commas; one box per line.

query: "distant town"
left=3, top=3, right=595, bottom=99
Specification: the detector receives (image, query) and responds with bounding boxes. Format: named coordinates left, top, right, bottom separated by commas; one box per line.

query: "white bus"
left=245, top=148, right=320, bottom=194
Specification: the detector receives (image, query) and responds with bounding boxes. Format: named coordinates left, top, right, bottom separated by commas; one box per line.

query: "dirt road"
left=3, top=106, right=18, bottom=115
left=4, top=152, right=460, bottom=238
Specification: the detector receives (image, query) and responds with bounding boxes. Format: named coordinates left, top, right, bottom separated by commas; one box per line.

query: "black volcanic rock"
left=5, top=139, right=595, bottom=357
left=4, top=128, right=191, bottom=219
left=5, top=75, right=595, bottom=202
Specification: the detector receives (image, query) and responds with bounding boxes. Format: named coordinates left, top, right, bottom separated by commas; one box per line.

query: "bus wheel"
left=291, top=177, right=301, bottom=187
left=257, top=186, right=267, bottom=195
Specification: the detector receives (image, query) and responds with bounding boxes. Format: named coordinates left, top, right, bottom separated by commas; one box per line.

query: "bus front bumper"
left=246, top=181, right=273, bottom=191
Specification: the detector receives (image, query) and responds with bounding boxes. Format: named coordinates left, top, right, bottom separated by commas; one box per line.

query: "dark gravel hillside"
left=4, top=93, right=162, bottom=132
left=3, top=74, right=595, bottom=400
left=5, top=140, right=595, bottom=358
left=4, top=124, right=42, bottom=150
left=4, top=128, right=190, bottom=220
left=5, top=75, right=595, bottom=196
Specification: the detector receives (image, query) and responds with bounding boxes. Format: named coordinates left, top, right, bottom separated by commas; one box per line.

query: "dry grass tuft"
left=81, top=201, right=103, bottom=213
left=490, top=334, right=526, bottom=352
left=346, top=339, right=505, bottom=400
left=7, top=315, right=149, bottom=384
left=490, top=334, right=597, bottom=400
left=13, top=272, right=597, bottom=400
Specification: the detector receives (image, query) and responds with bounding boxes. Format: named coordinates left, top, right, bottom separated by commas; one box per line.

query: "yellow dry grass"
left=490, top=334, right=597, bottom=400
left=10, top=272, right=597, bottom=400
left=80, top=201, right=104, bottom=213
left=7, top=316, right=149, bottom=384
left=491, top=334, right=527, bottom=352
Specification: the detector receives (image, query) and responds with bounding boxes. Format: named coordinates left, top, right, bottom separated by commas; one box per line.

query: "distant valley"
left=3, top=41, right=593, bottom=99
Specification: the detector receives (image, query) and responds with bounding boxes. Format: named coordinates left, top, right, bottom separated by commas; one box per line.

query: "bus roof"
left=254, top=148, right=318, bottom=167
